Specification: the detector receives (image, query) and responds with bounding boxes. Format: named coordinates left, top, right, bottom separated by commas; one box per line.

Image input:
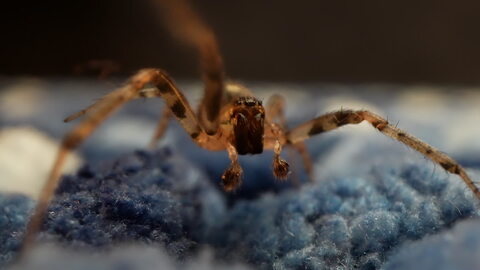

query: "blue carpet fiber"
left=1, top=146, right=479, bottom=269
left=1, top=79, right=480, bottom=269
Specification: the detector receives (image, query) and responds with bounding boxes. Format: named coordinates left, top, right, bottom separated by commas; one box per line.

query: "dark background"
left=2, top=0, right=480, bottom=84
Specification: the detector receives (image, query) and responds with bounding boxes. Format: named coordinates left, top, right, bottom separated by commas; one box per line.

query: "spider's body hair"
left=192, top=82, right=281, bottom=155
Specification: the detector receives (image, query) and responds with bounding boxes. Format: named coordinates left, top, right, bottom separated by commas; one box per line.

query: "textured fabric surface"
left=1, top=148, right=479, bottom=269
left=1, top=79, right=480, bottom=269
left=7, top=244, right=253, bottom=270
left=0, top=193, right=33, bottom=266
left=384, top=219, right=480, bottom=270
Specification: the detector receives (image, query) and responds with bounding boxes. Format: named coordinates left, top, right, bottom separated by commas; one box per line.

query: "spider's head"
left=230, top=96, right=265, bottom=155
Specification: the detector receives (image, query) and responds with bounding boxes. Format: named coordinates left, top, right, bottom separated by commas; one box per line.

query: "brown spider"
left=19, top=0, right=480, bottom=260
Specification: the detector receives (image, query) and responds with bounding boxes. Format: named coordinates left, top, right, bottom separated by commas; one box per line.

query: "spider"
left=19, top=0, right=480, bottom=260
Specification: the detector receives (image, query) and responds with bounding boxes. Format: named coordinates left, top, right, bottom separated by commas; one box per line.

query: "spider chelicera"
left=19, top=0, right=480, bottom=260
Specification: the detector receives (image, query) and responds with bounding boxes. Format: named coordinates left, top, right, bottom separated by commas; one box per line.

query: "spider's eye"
left=255, top=113, right=263, bottom=121
left=237, top=112, right=246, bottom=120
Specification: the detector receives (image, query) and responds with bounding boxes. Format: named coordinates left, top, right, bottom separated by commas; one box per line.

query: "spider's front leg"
left=149, top=107, right=172, bottom=148
left=20, top=68, right=206, bottom=256
left=287, top=109, right=480, bottom=200
left=152, top=0, right=225, bottom=135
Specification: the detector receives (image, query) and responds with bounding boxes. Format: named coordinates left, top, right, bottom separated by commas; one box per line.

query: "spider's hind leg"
left=287, top=109, right=480, bottom=200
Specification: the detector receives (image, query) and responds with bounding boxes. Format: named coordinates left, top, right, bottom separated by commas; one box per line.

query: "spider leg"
left=64, top=87, right=168, bottom=122
left=266, top=94, right=287, bottom=126
left=152, top=0, right=225, bottom=135
left=20, top=68, right=206, bottom=256
left=266, top=94, right=312, bottom=181
left=149, top=107, right=172, bottom=148
left=221, top=143, right=243, bottom=191
left=291, top=142, right=314, bottom=181
left=136, top=86, right=177, bottom=148
left=287, top=109, right=480, bottom=199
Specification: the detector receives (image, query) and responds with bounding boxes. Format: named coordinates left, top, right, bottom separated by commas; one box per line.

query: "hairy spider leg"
left=149, top=106, right=172, bottom=148
left=64, top=87, right=169, bottom=123
left=265, top=94, right=287, bottom=126
left=286, top=109, right=480, bottom=200
left=66, top=90, right=176, bottom=150
left=20, top=68, right=208, bottom=256
left=266, top=94, right=313, bottom=181
left=152, top=0, right=225, bottom=135
left=289, top=142, right=314, bottom=182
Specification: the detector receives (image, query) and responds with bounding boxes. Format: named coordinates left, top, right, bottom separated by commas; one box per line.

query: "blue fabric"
left=0, top=194, right=33, bottom=266
left=2, top=79, right=480, bottom=269
left=1, top=147, right=478, bottom=269
left=384, top=219, right=480, bottom=270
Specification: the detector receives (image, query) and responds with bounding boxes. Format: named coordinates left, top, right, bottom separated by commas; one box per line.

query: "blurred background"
left=1, top=0, right=480, bottom=84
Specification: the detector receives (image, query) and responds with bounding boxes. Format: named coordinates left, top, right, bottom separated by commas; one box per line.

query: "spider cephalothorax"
left=230, top=96, right=265, bottom=155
